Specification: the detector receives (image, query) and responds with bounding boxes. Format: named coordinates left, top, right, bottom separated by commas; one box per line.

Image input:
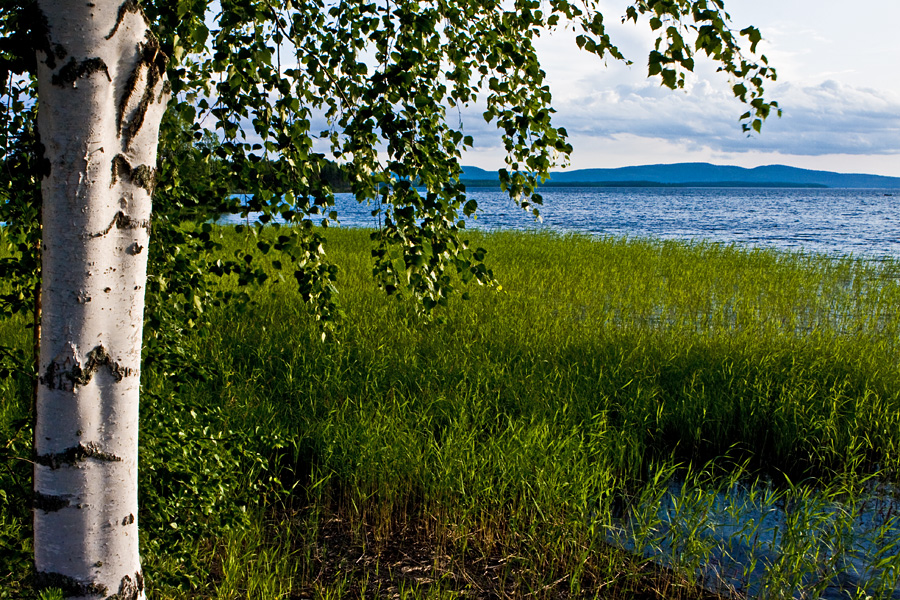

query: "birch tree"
left=32, top=1, right=166, bottom=597
left=0, top=0, right=778, bottom=597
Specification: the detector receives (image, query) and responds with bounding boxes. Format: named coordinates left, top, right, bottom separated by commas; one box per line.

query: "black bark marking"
left=104, top=570, right=144, bottom=600
left=110, top=154, right=156, bottom=193
left=36, top=442, right=123, bottom=470
left=33, top=491, right=70, bottom=512
left=122, top=513, right=135, bottom=526
left=105, top=0, right=148, bottom=40
left=88, top=208, right=151, bottom=239
left=126, top=243, right=143, bottom=255
left=159, top=78, right=172, bottom=102
left=41, top=345, right=133, bottom=391
left=110, top=154, right=129, bottom=187
left=130, top=164, right=155, bottom=191
left=117, top=32, right=168, bottom=147
left=51, top=57, right=111, bottom=87
left=35, top=571, right=108, bottom=597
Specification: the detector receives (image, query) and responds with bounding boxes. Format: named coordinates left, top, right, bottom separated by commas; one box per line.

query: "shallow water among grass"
left=609, top=470, right=900, bottom=598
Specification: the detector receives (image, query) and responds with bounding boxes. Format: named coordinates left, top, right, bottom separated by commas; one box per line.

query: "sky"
left=459, top=0, right=900, bottom=177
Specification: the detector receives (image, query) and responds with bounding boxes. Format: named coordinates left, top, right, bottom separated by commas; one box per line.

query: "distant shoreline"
left=460, top=180, right=830, bottom=189
left=461, top=162, right=900, bottom=189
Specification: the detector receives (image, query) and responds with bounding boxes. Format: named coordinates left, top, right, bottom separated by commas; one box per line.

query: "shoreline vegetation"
left=2, top=227, right=900, bottom=598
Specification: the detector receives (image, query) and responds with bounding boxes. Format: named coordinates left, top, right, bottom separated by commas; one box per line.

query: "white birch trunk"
left=34, top=1, right=167, bottom=598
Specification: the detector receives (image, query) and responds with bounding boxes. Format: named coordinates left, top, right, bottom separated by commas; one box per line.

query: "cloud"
left=518, top=78, right=900, bottom=158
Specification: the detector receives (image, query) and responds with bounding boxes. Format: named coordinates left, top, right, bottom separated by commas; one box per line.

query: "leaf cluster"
left=141, top=0, right=778, bottom=320
left=625, top=0, right=780, bottom=132
left=0, top=76, right=39, bottom=380
left=0, top=0, right=780, bottom=374
left=138, top=385, right=290, bottom=592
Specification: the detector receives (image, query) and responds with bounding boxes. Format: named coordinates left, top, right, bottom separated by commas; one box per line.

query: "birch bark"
left=33, top=1, right=167, bottom=598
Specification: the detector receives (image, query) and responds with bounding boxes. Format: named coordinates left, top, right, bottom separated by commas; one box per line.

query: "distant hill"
left=460, top=163, right=900, bottom=188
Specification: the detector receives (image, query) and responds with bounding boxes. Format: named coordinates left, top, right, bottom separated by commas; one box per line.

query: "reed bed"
left=2, top=227, right=900, bottom=599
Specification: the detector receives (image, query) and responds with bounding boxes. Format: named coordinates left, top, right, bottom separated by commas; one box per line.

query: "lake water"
left=225, top=187, right=900, bottom=259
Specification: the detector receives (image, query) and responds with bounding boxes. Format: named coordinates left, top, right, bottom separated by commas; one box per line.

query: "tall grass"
left=2, top=227, right=900, bottom=598
left=212, top=228, right=900, bottom=481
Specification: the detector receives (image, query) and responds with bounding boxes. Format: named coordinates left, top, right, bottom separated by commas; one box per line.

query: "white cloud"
left=459, top=77, right=900, bottom=173
left=546, top=74, right=900, bottom=152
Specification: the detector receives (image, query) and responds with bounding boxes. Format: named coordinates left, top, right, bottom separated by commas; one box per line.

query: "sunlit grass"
left=3, top=226, right=900, bottom=598
left=213, top=227, right=900, bottom=481
left=172, top=227, right=899, bottom=597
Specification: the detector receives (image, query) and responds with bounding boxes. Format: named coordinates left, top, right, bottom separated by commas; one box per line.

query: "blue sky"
left=460, top=0, right=900, bottom=177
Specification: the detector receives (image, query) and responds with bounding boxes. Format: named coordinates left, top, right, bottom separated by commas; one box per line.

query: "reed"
left=2, top=227, right=899, bottom=598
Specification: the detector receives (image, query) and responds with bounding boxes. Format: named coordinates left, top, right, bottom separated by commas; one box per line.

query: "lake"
left=224, top=187, right=900, bottom=259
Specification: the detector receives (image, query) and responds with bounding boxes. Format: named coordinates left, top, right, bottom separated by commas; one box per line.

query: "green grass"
left=3, top=227, right=900, bottom=598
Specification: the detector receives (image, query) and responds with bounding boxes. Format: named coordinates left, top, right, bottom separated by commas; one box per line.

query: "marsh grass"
left=2, top=227, right=900, bottom=598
